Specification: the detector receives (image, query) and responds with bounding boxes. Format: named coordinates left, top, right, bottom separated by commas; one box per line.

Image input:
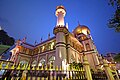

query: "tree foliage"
left=69, top=62, right=83, bottom=70
left=108, top=0, right=120, bottom=32
left=114, top=53, right=120, bottom=62
left=0, top=30, right=15, bottom=46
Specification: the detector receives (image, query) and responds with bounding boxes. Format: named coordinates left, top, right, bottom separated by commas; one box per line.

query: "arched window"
left=38, top=58, right=45, bottom=66
left=20, top=60, right=28, bottom=68
left=48, top=56, right=55, bottom=69
left=86, top=43, right=90, bottom=51
left=70, top=54, right=76, bottom=63
left=32, top=60, right=37, bottom=67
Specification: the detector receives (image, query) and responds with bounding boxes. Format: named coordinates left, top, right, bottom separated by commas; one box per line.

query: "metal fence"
left=0, top=61, right=109, bottom=80
left=92, top=71, right=108, bottom=80
left=1, top=69, right=109, bottom=80
left=1, top=69, right=87, bottom=80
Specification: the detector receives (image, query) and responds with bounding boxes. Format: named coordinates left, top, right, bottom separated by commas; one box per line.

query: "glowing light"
left=82, top=29, right=87, bottom=35
left=38, top=63, right=42, bottom=66
left=16, top=47, right=19, bottom=53
left=59, top=51, right=62, bottom=58
left=62, top=59, right=69, bottom=71
left=42, top=46, right=45, bottom=52
left=118, top=70, right=120, bottom=74
left=101, top=65, right=103, bottom=68
left=51, top=42, right=54, bottom=49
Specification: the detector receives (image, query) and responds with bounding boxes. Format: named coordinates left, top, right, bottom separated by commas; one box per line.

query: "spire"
left=48, top=33, right=50, bottom=39
left=22, top=37, right=27, bottom=43
left=40, top=37, right=42, bottom=43
left=34, top=40, right=37, bottom=45
left=78, top=21, right=80, bottom=26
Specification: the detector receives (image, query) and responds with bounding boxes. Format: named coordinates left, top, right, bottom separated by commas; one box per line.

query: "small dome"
left=56, top=5, right=65, bottom=10
left=55, top=5, right=66, bottom=17
left=73, top=25, right=90, bottom=35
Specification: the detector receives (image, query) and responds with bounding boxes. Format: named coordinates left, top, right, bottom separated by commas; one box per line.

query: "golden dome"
left=73, top=25, right=90, bottom=35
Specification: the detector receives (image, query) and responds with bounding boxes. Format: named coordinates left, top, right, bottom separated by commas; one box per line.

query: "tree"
left=69, top=62, right=83, bottom=70
left=114, top=53, right=120, bottom=62
left=0, top=29, right=15, bottom=46
left=108, top=0, right=120, bottom=32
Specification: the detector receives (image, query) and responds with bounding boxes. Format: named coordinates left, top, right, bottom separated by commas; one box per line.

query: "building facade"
left=10, top=5, right=101, bottom=70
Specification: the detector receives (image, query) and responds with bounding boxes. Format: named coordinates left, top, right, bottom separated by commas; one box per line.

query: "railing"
left=0, top=61, right=87, bottom=80
left=91, top=71, right=108, bottom=80
left=26, top=69, right=87, bottom=80
left=0, top=60, right=110, bottom=80
left=1, top=69, right=87, bottom=80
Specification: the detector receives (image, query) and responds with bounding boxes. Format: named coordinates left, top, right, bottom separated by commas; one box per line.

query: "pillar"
left=103, top=59, right=115, bottom=80
left=83, top=54, right=92, bottom=80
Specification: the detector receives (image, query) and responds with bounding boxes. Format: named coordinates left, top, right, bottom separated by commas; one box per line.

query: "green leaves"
left=69, top=62, right=83, bottom=70
left=108, top=0, right=120, bottom=32
left=114, top=53, right=120, bottom=62
left=0, top=30, right=15, bottom=46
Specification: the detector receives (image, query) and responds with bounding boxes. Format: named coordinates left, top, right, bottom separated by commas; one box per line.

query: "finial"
left=11, top=63, right=15, bottom=70
left=0, top=61, right=3, bottom=69
left=34, top=40, right=37, bottom=45
left=32, top=66, right=35, bottom=70
left=55, top=66, right=58, bottom=71
left=36, top=66, right=39, bottom=70
left=27, top=64, right=31, bottom=70
left=5, top=62, right=10, bottom=69
left=17, top=63, right=21, bottom=70
left=48, top=33, right=50, bottom=39
left=40, top=37, right=42, bottom=43
left=78, top=21, right=80, bottom=26
left=45, top=65, right=48, bottom=70
left=22, top=37, right=27, bottom=43
left=16, top=39, right=21, bottom=46
left=41, top=65, right=44, bottom=70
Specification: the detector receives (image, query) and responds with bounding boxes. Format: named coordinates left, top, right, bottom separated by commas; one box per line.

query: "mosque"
left=10, top=5, right=101, bottom=70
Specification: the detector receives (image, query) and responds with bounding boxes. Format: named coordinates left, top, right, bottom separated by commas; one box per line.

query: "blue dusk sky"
left=0, top=0, right=120, bottom=54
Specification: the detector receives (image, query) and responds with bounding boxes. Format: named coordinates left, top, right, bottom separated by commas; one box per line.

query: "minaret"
left=55, top=6, right=66, bottom=26
left=53, top=5, right=68, bottom=69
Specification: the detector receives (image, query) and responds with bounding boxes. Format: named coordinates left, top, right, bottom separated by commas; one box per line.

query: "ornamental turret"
left=55, top=5, right=66, bottom=26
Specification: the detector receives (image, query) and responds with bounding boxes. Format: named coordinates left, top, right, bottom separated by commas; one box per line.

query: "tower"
left=53, top=5, right=68, bottom=68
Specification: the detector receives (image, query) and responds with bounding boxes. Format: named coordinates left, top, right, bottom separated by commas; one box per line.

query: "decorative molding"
left=53, top=26, right=68, bottom=35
